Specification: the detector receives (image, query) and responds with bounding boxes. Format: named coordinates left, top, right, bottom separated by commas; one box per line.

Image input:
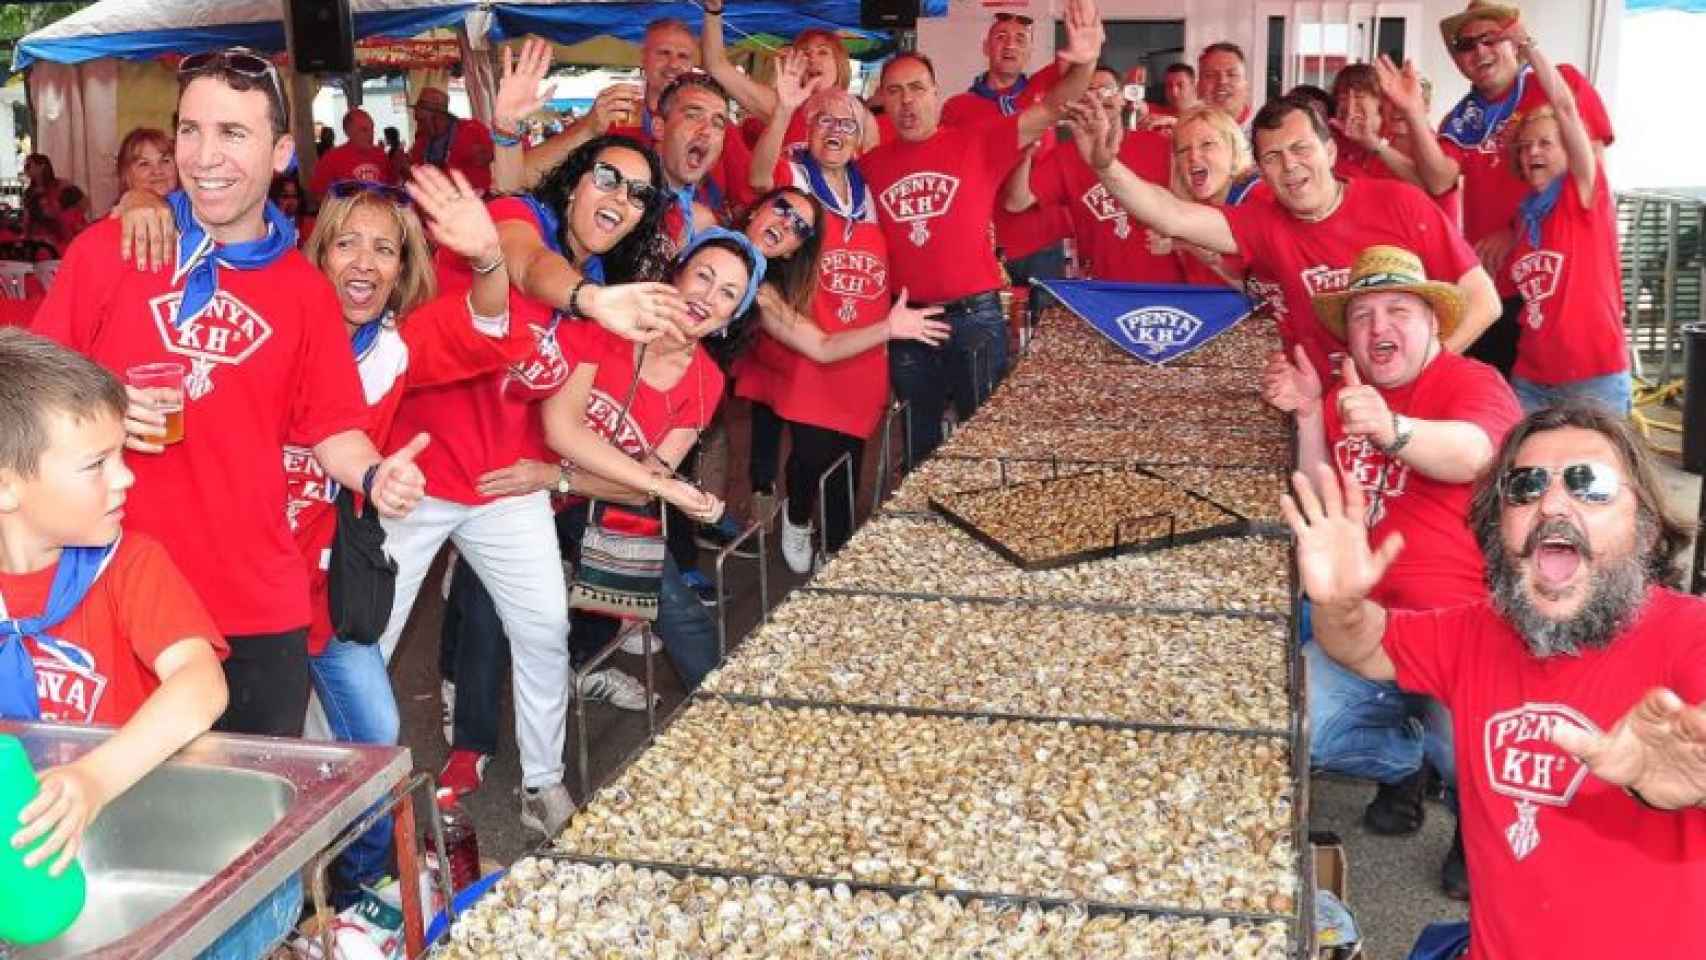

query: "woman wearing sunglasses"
left=743, top=66, right=951, bottom=573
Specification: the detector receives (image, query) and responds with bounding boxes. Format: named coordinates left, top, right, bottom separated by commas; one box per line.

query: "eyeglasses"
left=589, top=161, right=658, bottom=209
left=770, top=195, right=814, bottom=242
left=993, top=12, right=1034, bottom=25
left=813, top=114, right=860, bottom=136
left=179, top=49, right=283, bottom=98
left=328, top=179, right=412, bottom=207
left=1451, top=32, right=1507, bottom=55
left=1499, top=461, right=1622, bottom=507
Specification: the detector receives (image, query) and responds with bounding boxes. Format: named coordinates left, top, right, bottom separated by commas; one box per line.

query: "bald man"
left=310, top=108, right=395, bottom=200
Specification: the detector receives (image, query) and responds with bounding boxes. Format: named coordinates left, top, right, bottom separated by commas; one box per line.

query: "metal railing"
left=1619, top=190, right=1706, bottom=386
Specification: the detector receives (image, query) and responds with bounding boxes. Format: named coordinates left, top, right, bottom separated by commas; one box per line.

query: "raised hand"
left=494, top=37, right=557, bottom=135
left=1262, top=344, right=1323, bottom=415
left=582, top=281, right=692, bottom=344
left=1056, top=0, right=1105, bottom=66
left=1335, top=356, right=1395, bottom=447
left=1373, top=56, right=1426, bottom=120
left=774, top=49, right=812, bottom=113
left=1550, top=688, right=1706, bottom=810
left=407, top=167, right=501, bottom=264
left=589, top=82, right=646, bottom=134
left=1063, top=96, right=1117, bottom=171
left=369, top=432, right=430, bottom=518
left=885, top=289, right=949, bottom=345
left=1279, top=463, right=1404, bottom=607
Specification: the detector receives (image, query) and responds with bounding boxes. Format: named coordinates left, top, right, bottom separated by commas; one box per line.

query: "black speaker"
left=284, top=0, right=356, bottom=74
left=861, top=0, right=919, bottom=30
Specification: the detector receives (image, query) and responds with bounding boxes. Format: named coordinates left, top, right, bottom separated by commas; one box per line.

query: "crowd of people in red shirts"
left=1, top=0, right=1703, bottom=957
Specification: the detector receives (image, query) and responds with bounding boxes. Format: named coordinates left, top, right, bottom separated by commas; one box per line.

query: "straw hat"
left=1440, top=0, right=1522, bottom=47
left=1311, top=245, right=1464, bottom=342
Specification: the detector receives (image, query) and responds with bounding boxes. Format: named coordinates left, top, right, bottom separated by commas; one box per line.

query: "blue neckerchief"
left=669, top=179, right=725, bottom=248
left=581, top=255, right=606, bottom=284
left=641, top=103, right=655, bottom=139
left=1518, top=175, right=1566, bottom=248
left=796, top=147, right=869, bottom=242
left=519, top=194, right=566, bottom=255
left=679, top=227, right=766, bottom=319
left=168, top=190, right=297, bottom=327
left=969, top=71, right=1029, bottom=117
left=0, top=539, right=119, bottom=721
left=1440, top=64, right=1532, bottom=149
left=425, top=118, right=457, bottom=167
left=351, top=315, right=386, bottom=362
left=1226, top=171, right=1262, bottom=206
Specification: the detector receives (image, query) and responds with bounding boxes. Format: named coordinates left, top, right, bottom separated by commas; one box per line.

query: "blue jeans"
left=888, top=291, right=1009, bottom=469
left=308, top=638, right=398, bottom=896
left=1511, top=370, right=1632, bottom=416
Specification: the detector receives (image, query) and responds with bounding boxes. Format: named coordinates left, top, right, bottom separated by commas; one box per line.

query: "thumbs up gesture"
left=369, top=432, right=431, bottom=519
left=1335, top=358, right=1397, bottom=449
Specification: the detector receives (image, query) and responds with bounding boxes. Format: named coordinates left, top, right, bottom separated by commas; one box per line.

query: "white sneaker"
left=519, top=782, right=576, bottom=837
left=439, top=679, right=455, bottom=745
left=616, top=619, right=664, bottom=656
left=780, top=508, right=814, bottom=575
left=579, top=668, right=656, bottom=711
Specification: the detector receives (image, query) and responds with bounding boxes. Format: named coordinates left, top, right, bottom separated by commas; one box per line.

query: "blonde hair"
left=1169, top=104, right=1254, bottom=203
left=1508, top=105, right=1559, bottom=178
left=303, top=190, right=437, bottom=319
left=793, top=28, right=852, bottom=90
left=116, top=127, right=172, bottom=187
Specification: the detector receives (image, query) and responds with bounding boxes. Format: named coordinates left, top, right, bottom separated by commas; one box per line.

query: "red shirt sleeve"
left=1400, top=183, right=1478, bottom=281
left=1382, top=602, right=1490, bottom=703
left=1029, top=147, right=1071, bottom=207
left=1220, top=196, right=1276, bottom=263
left=1559, top=65, right=1615, bottom=145
left=287, top=279, right=370, bottom=446
left=982, top=114, right=1026, bottom=184
left=557, top=316, right=620, bottom=368
left=1441, top=354, right=1523, bottom=450
left=30, top=219, right=118, bottom=349
left=113, top=534, right=230, bottom=669
left=399, top=291, right=536, bottom=389
left=308, top=149, right=343, bottom=197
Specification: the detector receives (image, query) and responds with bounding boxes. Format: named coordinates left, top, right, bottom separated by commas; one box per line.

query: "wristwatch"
left=556, top=461, right=573, bottom=495
left=1383, top=414, right=1416, bottom=455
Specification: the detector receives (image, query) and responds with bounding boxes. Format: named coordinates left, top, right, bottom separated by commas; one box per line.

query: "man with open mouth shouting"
left=1284, top=400, right=1706, bottom=960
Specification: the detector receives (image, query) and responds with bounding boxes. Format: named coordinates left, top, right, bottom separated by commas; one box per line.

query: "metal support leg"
left=572, top=621, right=654, bottom=798
left=1693, top=474, right=1706, bottom=596
left=816, top=450, right=856, bottom=562
left=310, top=772, right=452, bottom=960
left=714, top=518, right=768, bottom=660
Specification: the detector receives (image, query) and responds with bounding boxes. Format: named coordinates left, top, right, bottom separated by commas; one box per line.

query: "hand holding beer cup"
left=123, top=362, right=185, bottom=453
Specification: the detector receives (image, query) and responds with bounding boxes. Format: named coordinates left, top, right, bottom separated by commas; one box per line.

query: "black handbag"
left=327, top=487, right=398, bottom=645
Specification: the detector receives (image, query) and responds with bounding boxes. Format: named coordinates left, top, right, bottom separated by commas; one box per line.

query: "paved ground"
left=380, top=398, right=1701, bottom=960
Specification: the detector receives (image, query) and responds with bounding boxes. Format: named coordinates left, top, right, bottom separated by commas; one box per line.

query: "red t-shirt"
left=1032, top=129, right=1182, bottom=283
left=310, top=143, right=396, bottom=197
left=33, top=217, right=368, bottom=636
left=940, top=62, right=1060, bottom=148
left=1174, top=175, right=1268, bottom=290
left=1507, top=171, right=1627, bottom=385
left=558, top=321, right=724, bottom=456
left=407, top=118, right=494, bottom=195
left=991, top=202, right=1071, bottom=262
left=1438, top=63, right=1613, bottom=291
left=1334, top=134, right=1465, bottom=231
left=740, top=112, right=811, bottom=155
left=1384, top=590, right=1706, bottom=960
left=5, top=535, right=227, bottom=726
left=862, top=115, right=1023, bottom=303
left=1322, top=352, right=1519, bottom=610
left=735, top=169, right=891, bottom=437
left=388, top=198, right=570, bottom=504
left=284, top=296, right=533, bottom=654
left=1223, top=177, right=1479, bottom=383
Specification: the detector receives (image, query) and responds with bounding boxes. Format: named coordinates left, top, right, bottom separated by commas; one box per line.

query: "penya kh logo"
left=1113, top=306, right=1203, bottom=356
left=877, top=173, right=961, bottom=247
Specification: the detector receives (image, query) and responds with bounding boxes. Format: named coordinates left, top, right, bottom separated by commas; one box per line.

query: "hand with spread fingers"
left=582, top=281, right=693, bottom=345
left=11, top=761, right=107, bottom=876
left=1374, top=55, right=1427, bottom=121
left=1279, top=463, right=1405, bottom=609
left=1056, top=0, right=1106, bottom=67
left=494, top=37, right=558, bottom=138
left=1064, top=95, right=1118, bottom=172
left=774, top=49, right=813, bottom=113
left=1549, top=688, right=1706, bottom=811
left=884, top=288, right=950, bottom=345
left=1335, top=357, right=1396, bottom=448
left=407, top=166, right=502, bottom=265
left=1262, top=345, right=1323, bottom=416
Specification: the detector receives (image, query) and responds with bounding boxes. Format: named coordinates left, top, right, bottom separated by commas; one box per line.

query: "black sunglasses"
left=179, top=50, right=282, bottom=95
left=994, top=12, right=1034, bottom=25
left=1451, top=32, right=1507, bottom=54
left=328, top=179, right=412, bottom=207
left=590, top=161, right=658, bottom=209
left=771, top=195, right=814, bottom=242
left=1499, top=462, right=1622, bottom=507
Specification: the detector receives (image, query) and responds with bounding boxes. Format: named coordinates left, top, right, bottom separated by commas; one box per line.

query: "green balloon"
left=0, top=734, right=87, bottom=945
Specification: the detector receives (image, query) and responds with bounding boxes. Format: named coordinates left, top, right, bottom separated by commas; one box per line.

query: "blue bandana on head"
left=679, top=226, right=766, bottom=320
left=1517, top=175, right=1566, bottom=248
left=970, top=71, right=1030, bottom=117
left=0, top=539, right=120, bottom=720
left=168, top=190, right=298, bottom=328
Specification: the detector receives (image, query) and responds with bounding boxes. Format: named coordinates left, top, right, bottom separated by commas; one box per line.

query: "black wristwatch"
left=1382, top=414, right=1415, bottom=455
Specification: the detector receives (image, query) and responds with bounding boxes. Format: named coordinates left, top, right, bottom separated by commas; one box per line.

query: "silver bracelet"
left=471, top=253, right=505, bottom=275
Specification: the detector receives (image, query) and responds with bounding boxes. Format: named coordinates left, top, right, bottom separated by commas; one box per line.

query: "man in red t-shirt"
left=1005, top=64, right=1181, bottom=283
left=1197, top=42, right=1252, bottom=127
left=940, top=13, right=1061, bottom=131
left=407, top=87, right=495, bottom=196
left=1286, top=400, right=1706, bottom=960
left=309, top=108, right=395, bottom=201
left=33, top=49, right=429, bottom=738
left=1376, top=0, right=1614, bottom=378
left=1267, top=244, right=1521, bottom=899
left=1153, top=62, right=1198, bottom=119
left=860, top=0, right=1104, bottom=466
left=1076, top=93, right=1499, bottom=388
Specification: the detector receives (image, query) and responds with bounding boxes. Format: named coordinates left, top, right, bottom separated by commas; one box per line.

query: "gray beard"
left=1488, top=545, right=1648, bottom=659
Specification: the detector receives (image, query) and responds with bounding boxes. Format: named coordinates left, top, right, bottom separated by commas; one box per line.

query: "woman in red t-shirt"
left=1502, top=35, right=1630, bottom=415
left=1154, top=104, right=1262, bottom=289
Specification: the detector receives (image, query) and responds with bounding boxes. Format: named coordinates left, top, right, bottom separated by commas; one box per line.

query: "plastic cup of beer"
left=125, top=362, right=185, bottom=445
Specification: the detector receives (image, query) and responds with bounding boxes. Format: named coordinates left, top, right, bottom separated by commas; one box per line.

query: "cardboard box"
left=1313, top=831, right=1364, bottom=959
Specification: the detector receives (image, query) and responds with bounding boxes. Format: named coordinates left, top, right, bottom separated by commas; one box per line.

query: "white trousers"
left=379, top=493, right=569, bottom=789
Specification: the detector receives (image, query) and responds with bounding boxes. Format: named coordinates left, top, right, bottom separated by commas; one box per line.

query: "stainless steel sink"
left=1, top=721, right=410, bottom=960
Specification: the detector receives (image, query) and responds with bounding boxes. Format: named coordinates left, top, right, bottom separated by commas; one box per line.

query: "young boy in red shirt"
left=0, top=328, right=227, bottom=876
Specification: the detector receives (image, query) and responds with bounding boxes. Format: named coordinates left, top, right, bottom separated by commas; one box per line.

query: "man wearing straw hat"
left=1265, top=244, right=1521, bottom=899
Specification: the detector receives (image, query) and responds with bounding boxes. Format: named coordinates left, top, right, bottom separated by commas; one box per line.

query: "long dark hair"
left=673, top=235, right=763, bottom=370
left=531, top=134, right=671, bottom=283
left=1469, top=401, right=1695, bottom=587
left=742, top=187, right=824, bottom=317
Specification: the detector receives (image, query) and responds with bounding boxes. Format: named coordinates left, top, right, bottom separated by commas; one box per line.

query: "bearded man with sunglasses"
left=34, top=48, right=431, bottom=737
left=1268, top=245, right=1521, bottom=900
left=1285, top=399, right=1706, bottom=960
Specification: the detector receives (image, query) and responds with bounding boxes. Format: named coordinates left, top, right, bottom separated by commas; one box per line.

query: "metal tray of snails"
left=698, top=593, right=1292, bottom=733
left=999, top=358, right=1260, bottom=396
left=807, top=513, right=1292, bottom=615
left=935, top=419, right=1292, bottom=471
left=1141, top=464, right=1291, bottom=529
left=433, top=857, right=1300, bottom=959
left=551, top=699, right=1301, bottom=919
left=926, top=466, right=1253, bottom=572
left=975, top=388, right=1287, bottom=433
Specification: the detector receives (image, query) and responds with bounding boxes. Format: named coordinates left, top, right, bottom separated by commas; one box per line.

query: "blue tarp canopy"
left=1627, top=0, right=1706, bottom=9
left=15, top=0, right=945, bottom=71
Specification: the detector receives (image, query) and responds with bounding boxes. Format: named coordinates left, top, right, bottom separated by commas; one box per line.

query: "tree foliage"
left=0, top=3, right=92, bottom=48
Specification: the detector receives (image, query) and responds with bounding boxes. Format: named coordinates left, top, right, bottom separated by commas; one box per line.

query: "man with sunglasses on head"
left=1285, top=399, right=1706, bottom=960
left=407, top=86, right=494, bottom=197
left=941, top=12, right=1061, bottom=133
left=309, top=107, right=395, bottom=203
left=861, top=0, right=1104, bottom=468
left=1373, top=0, right=1614, bottom=379
left=1266, top=245, right=1521, bottom=900
left=33, top=48, right=432, bottom=738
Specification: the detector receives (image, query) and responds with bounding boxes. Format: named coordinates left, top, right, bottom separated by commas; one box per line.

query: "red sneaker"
left=438, top=749, right=491, bottom=797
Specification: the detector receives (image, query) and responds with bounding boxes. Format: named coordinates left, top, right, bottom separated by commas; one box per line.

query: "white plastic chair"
left=0, top=261, right=33, bottom=300
left=34, top=259, right=61, bottom=291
